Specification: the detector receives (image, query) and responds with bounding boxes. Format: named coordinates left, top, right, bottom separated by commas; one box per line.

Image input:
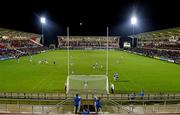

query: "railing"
left=102, top=98, right=134, bottom=114
left=0, top=102, right=179, bottom=114
left=0, top=92, right=180, bottom=101
left=47, top=99, right=73, bottom=114
left=0, top=97, right=179, bottom=114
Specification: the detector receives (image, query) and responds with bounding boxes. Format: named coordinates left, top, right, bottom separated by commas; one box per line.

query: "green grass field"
left=0, top=50, right=180, bottom=93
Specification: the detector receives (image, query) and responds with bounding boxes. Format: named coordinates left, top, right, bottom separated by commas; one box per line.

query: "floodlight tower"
left=131, top=16, right=137, bottom=47
left=40, top=17, right=46, bottom=45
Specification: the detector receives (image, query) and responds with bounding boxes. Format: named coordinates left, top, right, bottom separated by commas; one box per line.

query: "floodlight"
left=131, top=16, right=137, bottom=25
left=40, top=17, right=46, bottom=24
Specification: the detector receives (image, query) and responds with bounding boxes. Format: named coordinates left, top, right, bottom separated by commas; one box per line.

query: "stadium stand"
left=58, top=36, right=120, bottom=49
left=0, top=28, right=44, bottom=60
left=129, top=27, right=180, bottom=64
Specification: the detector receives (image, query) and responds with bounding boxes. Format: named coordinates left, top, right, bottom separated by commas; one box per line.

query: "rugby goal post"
left=66, top=27, right=109, bottom=94
left=66, top=75, right=109, bottom=94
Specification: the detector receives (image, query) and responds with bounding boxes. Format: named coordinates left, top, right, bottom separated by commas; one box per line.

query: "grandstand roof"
left=129, top=27, right=180, bottom=40
left=0, top=28, right=41, bottom=40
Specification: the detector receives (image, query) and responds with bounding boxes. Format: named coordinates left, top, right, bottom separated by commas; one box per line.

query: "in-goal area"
left=66, top=27, right=110, bottom=94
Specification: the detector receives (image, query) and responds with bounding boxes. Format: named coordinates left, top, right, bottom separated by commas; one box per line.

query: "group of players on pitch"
left=92, top=62, right=103, bottom=70
left=16, top=55, right=56, bottom=65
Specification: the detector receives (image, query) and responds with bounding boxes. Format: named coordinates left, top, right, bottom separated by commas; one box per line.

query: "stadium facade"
left=0, top=28, right=43, bottom=60
left=129, top=27, right=180, bottom=64
left=129, top=27, right=180, bottom=49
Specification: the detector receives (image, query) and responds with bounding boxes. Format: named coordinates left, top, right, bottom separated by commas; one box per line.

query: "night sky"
left=0, top=0, right=180, bottom=45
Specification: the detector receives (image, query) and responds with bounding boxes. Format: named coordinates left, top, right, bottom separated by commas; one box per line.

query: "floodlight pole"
left=41, top=24, right=44, bottom=45
left=106, top=27, right=109, bottom=76
left=132, top=24, right=135, bottom=35
left=131, top=16, right=137, bottom=48
left=132, top=24, right=135, bottom=48
left=67, top=27, right=70, bottom=77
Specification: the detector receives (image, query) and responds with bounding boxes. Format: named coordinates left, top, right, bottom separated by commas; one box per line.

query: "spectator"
left=140, top=90, right=144, bottom=99
left=94, top=96, right=102, bottom=113
left=130, top=92, right=136, bottom=100
left=73, top=94, right=81, bottom=114
left=82, top=108, right=90, bottom=115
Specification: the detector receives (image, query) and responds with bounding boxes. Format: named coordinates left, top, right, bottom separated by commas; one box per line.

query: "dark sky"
left=0, top=0, right=180, bottom=45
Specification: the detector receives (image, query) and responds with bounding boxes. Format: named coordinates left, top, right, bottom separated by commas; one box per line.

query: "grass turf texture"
left=0, top=50, right=180, bottom=93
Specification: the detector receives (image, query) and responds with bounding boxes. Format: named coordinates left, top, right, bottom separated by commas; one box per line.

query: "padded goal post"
left=66, top=75, right=109, bottom=94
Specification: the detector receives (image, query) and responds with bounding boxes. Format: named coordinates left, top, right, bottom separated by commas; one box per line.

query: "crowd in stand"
left=0, top=39, right=44, bottom=60
left=0, top=39, right=40, bottom=48
left=135, top=36, right=180, bottom=63
left=128, top=48, right=180, bottom=63
left=0, top=49, right=17, bottom=59
left=157, top=44, right=180, bottom=50
left=58, top=37, right=119, bottom=49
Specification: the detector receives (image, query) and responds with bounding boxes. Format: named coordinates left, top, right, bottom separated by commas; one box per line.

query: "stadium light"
left=131, top=16, right=137, bottom=48
left=40, top=17, right=46, bottom=24
left=131, top=16, right=137, bottom=25
left=130, top=16, right=137, bottom=35
left=40, top=17, right=46, bottom=45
